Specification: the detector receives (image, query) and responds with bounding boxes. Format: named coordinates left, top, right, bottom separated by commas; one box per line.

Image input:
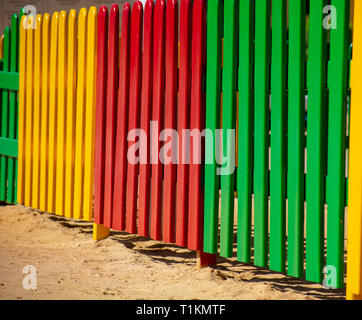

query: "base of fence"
left=196, top=251, right=217, bottom=269
left=93, top=223, right=110, bottom=241
left=347, top=292, right=362, bottom=300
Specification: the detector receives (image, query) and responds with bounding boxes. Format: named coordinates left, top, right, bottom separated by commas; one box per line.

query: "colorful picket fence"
left=94, top=0, right=213, bottom=256
left=0, top=12, right=24, bottom=204
left=0, top=0, right=361, bottom=299
left=203, top=0, right=351, bottom=289
left=17, top=8, right=97, bottom=221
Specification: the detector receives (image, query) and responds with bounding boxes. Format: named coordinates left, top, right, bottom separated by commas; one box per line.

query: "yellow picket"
left=347, top=0, right=362, bottom=301
left=0, top=34, right=3, bottom=59
left=47, top=12, right=59, bottom=214
left=39, top=13, right=50, bottom=212
left=55, top=11, right=67, bottom=216
left=83, top=7, right=97, bottom=222
left=24, top=16, right=34, bottom=207
left=64, top=10, right=77, bottom=219
left=31, top=15, right=42, bottom=208
left=73, top=8, right=88, bottom=220
left=17, top=16, right=27, bottom=205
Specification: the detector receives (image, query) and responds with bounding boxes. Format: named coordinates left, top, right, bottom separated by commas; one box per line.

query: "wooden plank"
left=306, top=0, right=328, bottom=284
left=253, top=0, right=271, bottom=267
left=17, top=15, right=27, bottom=205
left=112, top=3, right=131, bottom=231
left=138, top=0, right=154, bottom=237
left=326, top=0, right=350, bottom=289
left=73, top=9, right=87, bottom=220
left=287, top=0, right=306, bottom=278
left=237, top=0, right=255, bottom=263
left=162, top=0, right=178, bottom=243
left=55, top=11, right=67, bottom=216
left=0, top=137, right=18, bottom=158
left=94, top=6, right=108, bottom=225
left=220, top=0, right=238, bottom=258
left=103, top=4, right=119, bottom=227
left=83, top=6, right=97, bottom=222
left=188, top=0, right=206, bottom=251
left=346, top=0, right=362, bottom=300
left=150, top=0, right=166, bottom=241
left=0, top=72, right=19, bottom=90
left=39, top=13, right=50, bottom=212
left=126, top=2, right=143, bottom=234
left=64, top=10, right=77, bottom=219
left=47, top=12, right=59, bottom=213
left=176, top=0, right=192, bottom=248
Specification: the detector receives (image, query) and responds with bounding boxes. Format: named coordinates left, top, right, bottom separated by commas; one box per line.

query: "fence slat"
left=188, top=0, right=206, bottom=251
left=287, top=0, right=306, bottom=278
left=55, top=11, right=67, bottom=216
left=138, top=0, right=154, bottom=237
left=220, top=0, right=238, bottom=258
left=204, top=0, right=222, bottom=254
left=31, top=15, right=42, bottom=209
left=17, top=16, right=27, bottom=204
left=112, top=3, right=131, bottom=230
left=150, top=0, right=166, bottom=241
left=270, top=0, right=287, bottom=273
left=326, top=0, right=350, bottom=289
left=176, top=0, right=192, bottom=248
left=237, top=0, right=255, bottom=263
left=39, top=13, right=50, bottom=212
left=64, top=10, right=77, bottom=219
left=253, top=0, right=271, bottom=267
left=73, top=9, right=87, bottom=219
left=83, top=6, right=97, bottom=222
left=0, top=27, right=10, bottom=202
left=162, top=0, right=178, bottom=243
left=94, top=6, right=108, bottom=225
left=103, top=4, right=119, bottom=227
left=306, top=0, right=328, bottom=284
left=126, top=1, right=143, bottom=234
left=47, top=12, right=59, bottom=213
left=7, top=14, right=19, bottom=204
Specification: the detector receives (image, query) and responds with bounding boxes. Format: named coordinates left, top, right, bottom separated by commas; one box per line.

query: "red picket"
left=138, top=0, right=154, bottom=237
left=112, top=3, right=131, bottom=231
left=125, top=1, right=143, bottom=234
left=188, top=0, right=206, bottom=251
left=176, top=0, right=192, bottom=247
left=162, top=0, right=178, bottom=243
left=103, top=4, right=120, bottom=228
left=150, top=0, right=166, bottom=241
left=94, top=6, right=108, bottom=225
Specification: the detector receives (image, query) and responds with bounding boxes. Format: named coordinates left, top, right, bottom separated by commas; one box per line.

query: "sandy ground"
left=0, top=204, right=345, bottom=300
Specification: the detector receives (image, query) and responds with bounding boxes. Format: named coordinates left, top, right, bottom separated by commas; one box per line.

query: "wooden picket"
left=17, top=7, right=98, bottom=221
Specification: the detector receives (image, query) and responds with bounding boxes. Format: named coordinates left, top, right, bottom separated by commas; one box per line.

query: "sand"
left=0, top=204, right=345, bottom=300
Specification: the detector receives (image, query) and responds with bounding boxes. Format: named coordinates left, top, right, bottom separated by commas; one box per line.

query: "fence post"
left=346, top=0, right=362, bottom=301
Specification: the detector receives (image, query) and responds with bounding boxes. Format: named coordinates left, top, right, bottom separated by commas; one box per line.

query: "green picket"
left=0, top=27, right=10, bottom=201
left=306, top=0, right=328, bottom=284
left=7, top=14, right=19, bottom=203
left=326, top=0, right=350, bottom=289
left=253, top=0, right=271, bottom=267
left=287, top=0, right=306, bottom=278
left=237, top=0, right=255, bottom=263
left=269, top=0, right=287, bottom=273
left=204, top=0, right=223, bottom=254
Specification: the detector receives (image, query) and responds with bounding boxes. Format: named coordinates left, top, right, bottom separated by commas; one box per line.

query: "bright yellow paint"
left=83, top=7, right=97, bottom=222
left=93, top=223, right=110, bottom=241
left=347, top=0, right=362, bottom=300
left=55, top=11, right=67, bottom=216
left=39, top=13, right=50, bottom=212
left=31, top=15, right=42, bottom=209
left=73, top=8, right=88, bottom=220
left=0, top=34, right=3, bottom=59
left=47, top=12, right=59, bottom=214
left=24, top=16, right=34, bottom=208
left=64, top=10, right=77, bottom=219
left=17, top=16, right=27, bottom=205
